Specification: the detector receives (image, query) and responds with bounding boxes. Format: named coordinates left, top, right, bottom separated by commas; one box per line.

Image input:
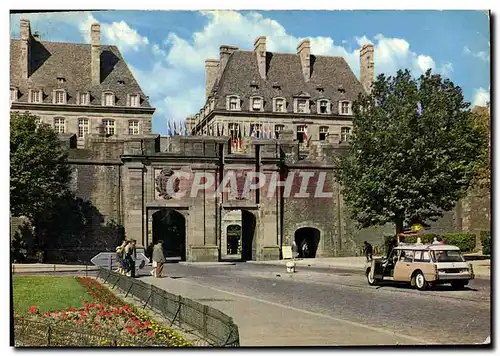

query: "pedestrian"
left=291, top=241, right=299, bottom=260
left=124, top=240, right=137, bottom=278
left=363, top=241, right=373, bottom=262
left=386, top=238, right=398, bottom=260
left=432, top=237, right=440, bottom=245
left=115, top=240, right=127, bottom=274
left=152, top=240, right=166, bottom=278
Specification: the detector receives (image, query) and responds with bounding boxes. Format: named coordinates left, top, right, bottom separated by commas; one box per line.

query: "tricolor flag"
left=166, top=120, right=172, bottom=136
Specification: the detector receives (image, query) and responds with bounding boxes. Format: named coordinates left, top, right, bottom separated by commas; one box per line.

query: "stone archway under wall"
left=221, top=208, right=257, bottom=261
left=294, top=227, right=321, bottom=258
left=151, top=208, right=187, bottom=262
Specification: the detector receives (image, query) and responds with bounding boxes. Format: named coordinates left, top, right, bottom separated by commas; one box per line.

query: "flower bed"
left=19, top=277, right=192, bottom=347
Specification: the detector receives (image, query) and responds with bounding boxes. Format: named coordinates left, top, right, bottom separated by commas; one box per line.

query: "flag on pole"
left=238, top=125, right=243, bottom=150
left=166, top=120, right=172, bottom=136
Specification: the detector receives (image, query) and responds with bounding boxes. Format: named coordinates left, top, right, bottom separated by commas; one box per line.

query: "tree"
left=10, top=111, right=72, bottom=220
left=334, top=69, right=488, bottom=235
left=471, top=104, right=491, bottom=193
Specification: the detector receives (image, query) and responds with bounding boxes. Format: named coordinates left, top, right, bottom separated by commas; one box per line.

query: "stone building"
left=10, top=19, right=155, bottom=148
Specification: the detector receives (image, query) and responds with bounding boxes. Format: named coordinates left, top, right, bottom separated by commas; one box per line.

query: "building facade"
left=10, top=19, right=155, bottom=148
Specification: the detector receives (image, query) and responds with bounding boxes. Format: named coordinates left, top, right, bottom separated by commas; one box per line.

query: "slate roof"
left=10, top=39, right=152, bottom=108
left=209, top=50, right=365, bottom=115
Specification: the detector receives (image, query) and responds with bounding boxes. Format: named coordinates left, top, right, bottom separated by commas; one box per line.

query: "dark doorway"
left=152, top=209, right=186, bottom=261
left=240, top=210, right=257, bottom=261
left=294, top=227, right=320, bottom=258
left=226, top=224, right=241, bottom=255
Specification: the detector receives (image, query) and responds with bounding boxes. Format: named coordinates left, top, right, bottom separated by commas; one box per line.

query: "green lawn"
left=13, top=276, right=91, bottom=313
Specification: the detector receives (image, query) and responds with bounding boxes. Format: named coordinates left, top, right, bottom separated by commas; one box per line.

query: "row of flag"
left=165, top=120, right=190, bottom=136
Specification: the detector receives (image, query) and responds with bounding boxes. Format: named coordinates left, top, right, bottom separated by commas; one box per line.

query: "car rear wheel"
left=367, top=268, right=378, bottom=286
left=412, top=271, right=427, bottom=291
left=451, top=281, right=468, bottom=289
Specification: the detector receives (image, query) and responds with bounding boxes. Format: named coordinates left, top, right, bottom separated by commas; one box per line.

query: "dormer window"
left=318, top=100, right=330, bottom=114
left=226, top=95, right=240, bottom=111
left=272, top=82, right=281, bottom=90
left=78, top=92, right=90, bottom=105
left=57, top=77, right=66, bottom=83
left=54, top=90, right=66, bottom=104
left=273, top=98, right=286, bottom=113
left=128, top=94, right=140, bottom=107
left=29, top=89, right=42, bottom=103
left=118, top=80, right=125, bottom=85
left=338, top=86, right=346, bottom=94
left=316, top=87, right=324, bottom=94
left=103, top=92, right=115, bottom=106
left=296, top=99, right=309, bottom=113
left=339, top=101, right=351, bottom=115
left=10, top=88, right=17, bottom=102
left=250, top=96, right=263, bottom=111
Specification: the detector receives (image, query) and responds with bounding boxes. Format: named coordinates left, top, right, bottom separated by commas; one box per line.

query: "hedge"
left=401, top=233, right=439, bottom=244
left=441, top=233, right=476, bottom=252
left=480, top=231, right=491, bottom=256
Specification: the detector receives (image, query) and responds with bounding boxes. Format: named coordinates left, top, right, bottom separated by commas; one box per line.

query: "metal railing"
left=97, top=268, right=240, bottom=347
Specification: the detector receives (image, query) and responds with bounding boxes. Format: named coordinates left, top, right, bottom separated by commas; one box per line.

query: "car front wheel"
left=412, top=271, right=427, bottom=291
left=367, top=269, right=378, bottom=286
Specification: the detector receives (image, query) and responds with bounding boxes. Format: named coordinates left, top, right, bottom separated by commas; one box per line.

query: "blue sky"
left=10, top=10, right=490, bottom=135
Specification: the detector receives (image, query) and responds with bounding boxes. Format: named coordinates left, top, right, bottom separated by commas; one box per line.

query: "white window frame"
left=339, top=101, right=351, bottom=115
left=103, top=119, right=115, bottom=136
left=128, top=94, right=140, bottom=107
left=29, top=89, right=42, bottom=103
left=317, top=100, right=330, bottom=114
left=274, top=124, right=285, bottom=132
left=273, top=97, right=286, bottom=113
left=250, top=96, right=264, bottom=112
left=319, top=126, right=329, bottom=141
left=296, top=125, right=306, bottom=143
left=54, top=90, right=66, bottom=104
left=103, top=92, right=115, bottom=107
left=78, top=118, right=89, bottom=138
left=341, top=127, right=351, bottom=142
left=128, top=120, right=140, bottom=135
left=226, top=95, right=241, bottom=111
left=54, top=117, right=65, bottom=133
left=78, top=92, right=90, bottom=105
left=295, top=98, right=309, bottom=114
left=10, top=88, right=18, bottom=102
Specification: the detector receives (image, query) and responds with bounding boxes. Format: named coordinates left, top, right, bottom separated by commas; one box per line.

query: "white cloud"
left=463, top=46, right=490, bottom=62
left=472, top=87, right=490, bottom=107
left=101, top=21, right=149, bottom=52
left=439, top=62, right=453, bottom=78
left=416, top=55, right=435, bottom=73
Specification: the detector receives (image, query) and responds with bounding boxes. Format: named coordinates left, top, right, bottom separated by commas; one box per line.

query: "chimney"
left=20, top=18, right=32, bottom=79
left=205, top=59, right=219, bottom=101
left=253, top=36, right=267, bottom=79
left=360, top=43, right=375, bottom=94
left=91, top=23, right=101, bottom=86
left=218, top=45, right=239, bottom=80
left=297, top=39, right=311, bottom=82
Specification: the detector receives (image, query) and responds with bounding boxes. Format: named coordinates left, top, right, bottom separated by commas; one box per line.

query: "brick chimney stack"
left=254, top=36, right=267, bottom=80
left=297, top=39, right=311, bottom=82
left=20, top=19, right=32, bottom=79
left=205, top=59, right=219, bottom=101
left=360, top=43, right=375, bottom=94
left=91, top=23, right=101, bottom=86
left=218, top=45, right=239, bottom=80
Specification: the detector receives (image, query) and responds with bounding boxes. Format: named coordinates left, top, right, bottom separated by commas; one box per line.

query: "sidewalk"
left=11, top=263, right=98, bottom=273
left=142, top=275, right=430, bottom=346
left=247, top=256, right=491, bottom=279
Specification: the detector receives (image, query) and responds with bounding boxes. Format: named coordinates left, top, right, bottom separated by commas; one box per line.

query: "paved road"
left=152, top=262, right=490, bottom=345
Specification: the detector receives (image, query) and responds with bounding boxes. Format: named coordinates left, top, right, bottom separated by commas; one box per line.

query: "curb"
left=179, top=262, right=236, bottom=266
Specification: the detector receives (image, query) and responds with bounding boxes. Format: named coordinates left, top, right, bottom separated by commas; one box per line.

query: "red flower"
left=43, top=312, right=50, bottom=317
left=143, top=321, right=151, bottom=327
left=146, top=330, right=155, bottom=336
left=89, top=302, right=95, bottom=308
left=29, top=306, right=39, bottom=314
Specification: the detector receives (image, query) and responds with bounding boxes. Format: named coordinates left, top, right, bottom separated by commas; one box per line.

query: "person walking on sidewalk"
left=151, top=240, right=166, bottom=278
left=125, top=240, right=137, bottom=278
left=363, top=241, right=373, bottom=262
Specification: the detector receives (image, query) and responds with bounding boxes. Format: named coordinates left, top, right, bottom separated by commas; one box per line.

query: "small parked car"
left=365, top=244, right=474, bottom=290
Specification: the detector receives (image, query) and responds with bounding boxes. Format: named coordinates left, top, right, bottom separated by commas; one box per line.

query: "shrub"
left=441, top=233, right=476, bottom=252
left=480, top=231, right=491, bottom=256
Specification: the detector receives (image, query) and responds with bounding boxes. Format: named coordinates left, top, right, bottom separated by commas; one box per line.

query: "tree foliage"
left=471, top=105, right=491, bottom=192
left=334, top=69, right=488, bottom=234
left=10, top=111, right=72, bottom=220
